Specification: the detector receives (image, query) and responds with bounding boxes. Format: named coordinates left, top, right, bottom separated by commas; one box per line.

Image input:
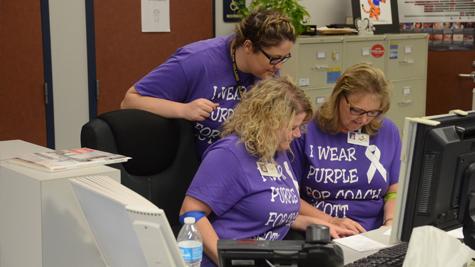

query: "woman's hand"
left=292, top=215, right=357, bottom=239
left=181, top=99, right=219, bottom=121
left=327, top=222, right=358, bottom=239
left=330, top=217, right=366, bottom=234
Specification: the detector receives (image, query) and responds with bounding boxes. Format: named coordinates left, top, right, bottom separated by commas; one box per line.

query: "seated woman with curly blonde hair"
left=180, top=76, right=354, bottom=267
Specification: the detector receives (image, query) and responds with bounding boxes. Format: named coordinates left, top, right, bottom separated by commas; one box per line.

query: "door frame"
left=41, top=0, right=55, bottom=148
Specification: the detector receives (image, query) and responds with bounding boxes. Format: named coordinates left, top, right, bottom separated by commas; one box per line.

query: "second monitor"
left=392, top=111, right=475, bottom=247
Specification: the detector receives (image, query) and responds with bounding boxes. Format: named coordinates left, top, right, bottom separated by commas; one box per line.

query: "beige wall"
left=215, top=0, right=353, bottom=36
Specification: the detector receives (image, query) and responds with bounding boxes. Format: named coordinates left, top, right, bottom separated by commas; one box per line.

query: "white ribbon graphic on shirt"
left=365, top=145, right=387, bottom=184
left=284, top=161, right=300, bottom=197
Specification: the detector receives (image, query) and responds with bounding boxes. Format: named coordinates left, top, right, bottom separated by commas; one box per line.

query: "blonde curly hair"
left=222, top=76, right=312, bottom=162
left=316, top=63, right=390, bottom=135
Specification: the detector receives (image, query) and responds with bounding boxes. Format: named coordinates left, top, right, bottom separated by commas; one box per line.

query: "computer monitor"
left=70, top=175, right=185, bottom=267
left=391, top=111, right=475, bottom=247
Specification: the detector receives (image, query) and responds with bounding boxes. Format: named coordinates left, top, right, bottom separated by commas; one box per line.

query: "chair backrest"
left=81, top=109, right=199, bottom=234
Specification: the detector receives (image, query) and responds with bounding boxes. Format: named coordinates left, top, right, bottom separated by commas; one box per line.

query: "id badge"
left=257, top=162, right=281, bottom=177
left=347, top=131, right=369, bottom=147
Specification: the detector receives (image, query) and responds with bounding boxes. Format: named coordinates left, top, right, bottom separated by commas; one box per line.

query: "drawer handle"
left=398, top=99, right=413, bottom=105
left=399, top=59, right=414, bottom=64
left=312, top=65, right=329, bottom=70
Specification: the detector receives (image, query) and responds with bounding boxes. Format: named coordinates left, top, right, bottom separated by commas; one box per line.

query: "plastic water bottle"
left=177, top=217, right=203, bottom=267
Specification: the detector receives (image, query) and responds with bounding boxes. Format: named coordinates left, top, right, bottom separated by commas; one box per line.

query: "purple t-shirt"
left=187, top=134, right=301, bottom=267
left=290, top=118, right=401, bottom=231
left=135, top=35, right=256, bottom=157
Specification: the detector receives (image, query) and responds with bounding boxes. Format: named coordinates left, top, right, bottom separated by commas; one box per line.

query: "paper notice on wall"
left=141, top=0, right=170, bottom=32
left=398, top=0, right=475, bottom=23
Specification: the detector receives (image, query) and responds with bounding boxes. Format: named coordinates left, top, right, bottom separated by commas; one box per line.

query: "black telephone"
left=218, top=224, right=344, bottom=267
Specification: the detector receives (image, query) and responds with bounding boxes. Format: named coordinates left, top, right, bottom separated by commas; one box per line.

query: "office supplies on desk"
left=317, top=26, right=357, bottom=35
left=6, top=147, right=130, bottom=172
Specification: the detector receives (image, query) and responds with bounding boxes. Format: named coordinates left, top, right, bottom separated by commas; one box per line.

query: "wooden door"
left=426, top=50, right=475, bottom=115
left=0, top=1, right=51, bottom=146
left=90, top=0, right=214, bottom=115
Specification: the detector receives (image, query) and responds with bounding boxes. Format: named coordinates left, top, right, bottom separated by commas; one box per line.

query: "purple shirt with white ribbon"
left=290, top=118, right=401, bottom=231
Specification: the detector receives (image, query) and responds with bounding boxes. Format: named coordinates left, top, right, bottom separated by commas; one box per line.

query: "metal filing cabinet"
left=282, top=33, right=428, bottom=133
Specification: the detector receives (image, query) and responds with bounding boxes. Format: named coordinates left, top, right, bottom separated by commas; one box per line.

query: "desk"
left=339, top=226, right=392, bottom=265
left=0, top=140, right=120, bottom=267
left=340, top=226, right=475, bottom=265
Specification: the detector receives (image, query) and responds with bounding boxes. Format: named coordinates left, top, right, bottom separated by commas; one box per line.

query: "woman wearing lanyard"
left=121, top=8, right=295, bottom=158
left=180, top=77, right=354, bottom=267
left=290, top=63, right=401, bottom=233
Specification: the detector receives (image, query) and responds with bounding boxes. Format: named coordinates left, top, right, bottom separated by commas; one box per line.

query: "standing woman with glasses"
left=121, top=8, right=295, bottom=158
left=290, top=63, right=401, bottom=233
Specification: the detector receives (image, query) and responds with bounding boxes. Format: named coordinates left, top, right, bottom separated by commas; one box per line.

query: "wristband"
left=384, top=192, right=397, bottom=202
left=179, top=210, right=206, bottom=224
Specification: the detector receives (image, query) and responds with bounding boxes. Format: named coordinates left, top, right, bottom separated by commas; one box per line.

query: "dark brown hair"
left=234, top=8, right=296, bottom=52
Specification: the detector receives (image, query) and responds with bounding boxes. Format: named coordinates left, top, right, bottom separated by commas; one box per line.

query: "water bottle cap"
left=184, top=217, right=196, bottom=224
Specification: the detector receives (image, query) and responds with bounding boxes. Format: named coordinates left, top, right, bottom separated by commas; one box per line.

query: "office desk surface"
left=339, top=226, right=392, bottom=265
left=0, top=139, right=120, bottom=267
left=340, top=226, right=475, bottom=265
left=0, top=139, right=50, bottom=160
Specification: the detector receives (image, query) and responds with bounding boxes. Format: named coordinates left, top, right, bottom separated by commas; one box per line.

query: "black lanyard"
left=230, top=44, right=247, bottom=98
left=230, top=45, right=241, bottom=86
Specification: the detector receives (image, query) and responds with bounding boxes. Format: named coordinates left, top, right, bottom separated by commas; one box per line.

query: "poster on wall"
left=398, top=0, right=475, bottom=50
left=352, top=0, right=400, bottom=34
left=398, top=0, right=475, bottom=23
left=223, top=0, right=242, bottom=22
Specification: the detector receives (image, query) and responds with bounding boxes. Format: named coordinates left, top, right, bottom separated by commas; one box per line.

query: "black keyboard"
left=345, top=241, right=408, bottom=267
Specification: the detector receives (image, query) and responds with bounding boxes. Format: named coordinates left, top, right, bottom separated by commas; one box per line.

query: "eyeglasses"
left=259, top=47, right=291, bottom=65
left=343, top=95, right=382, bottom=117
left=291, top=123, right=307, bottom=133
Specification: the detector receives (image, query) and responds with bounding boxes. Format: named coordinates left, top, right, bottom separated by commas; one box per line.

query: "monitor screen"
left=71, top=175, right=185, bottom=267
left=391, top=111, right=475, bottom=243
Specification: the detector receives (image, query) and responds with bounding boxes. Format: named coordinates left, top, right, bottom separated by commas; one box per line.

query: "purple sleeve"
left=134, top=51, right=189, bottom=102
left=289, top=136, right=307, bottom=183
left=387, top=119, right=401, bottom=185
left=186, top=147, right=249, bottom=216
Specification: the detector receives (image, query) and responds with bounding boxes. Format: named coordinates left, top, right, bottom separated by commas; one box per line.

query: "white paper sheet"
left=334, top=234, right=388, bottom=252
left=141, top=0, right=170, bottom=32
left=446, top=227, right=463, bottom=239
left=403, top=226, right=472, bottom=267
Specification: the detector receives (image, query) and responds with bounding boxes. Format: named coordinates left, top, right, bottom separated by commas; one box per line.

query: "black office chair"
left=80, top=109, right=200, bottom=235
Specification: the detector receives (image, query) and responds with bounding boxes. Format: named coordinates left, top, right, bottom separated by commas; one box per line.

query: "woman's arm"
left=121, top=86, right=218, bottom=121
left=299, top=199, right=365, bottom=233
left=180, top=196, right=220, bottom=265
left=382, top=183, right=398, bottom=226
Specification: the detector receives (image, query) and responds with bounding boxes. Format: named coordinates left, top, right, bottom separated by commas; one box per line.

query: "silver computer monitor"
left=71, top=175, right=185, bottom=267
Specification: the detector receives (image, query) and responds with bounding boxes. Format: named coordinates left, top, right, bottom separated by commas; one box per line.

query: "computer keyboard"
left=345, top=241, right=408, bottom=267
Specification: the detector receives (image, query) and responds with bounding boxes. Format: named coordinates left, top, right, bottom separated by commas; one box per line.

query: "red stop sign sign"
left=371, top=44, right=385, bottom=58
